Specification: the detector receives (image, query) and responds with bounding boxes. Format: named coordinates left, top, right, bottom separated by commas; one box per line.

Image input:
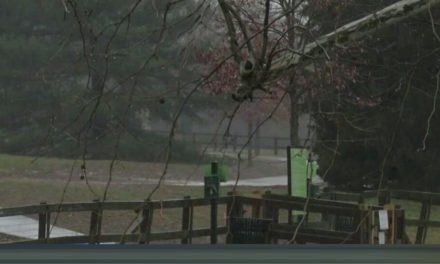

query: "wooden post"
left=378, top=190, right=391, bottom=206
left=274, top=137, right=279, bottom=156
left=226, top=191, right=243, bottom=244
left=395, top=207, right=405, bottom=244
left=359, top=192, right=365, bottom=204
left=210, top=198, right=218, bottom=244
left=415, top=198, right=431, bottom=244
left=251, top=201, right=261, bottom=218
left=262, top=191, right=277, bottom=243
left=139, top=200, right=154, bottom=244
left=181, top=196, right=193, bottom=244
left=38, top=202, right=50, bottom=241
left=355, top=203, right=366, bottom=244
left=89, top=199, right=102, bottom=244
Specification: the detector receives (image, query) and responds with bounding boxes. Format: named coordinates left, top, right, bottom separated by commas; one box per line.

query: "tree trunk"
left=286, top=0, right=300, bottom=147
left=247, top=121, right=253, bottom=166
left=289, top=88, right=300, bottom=147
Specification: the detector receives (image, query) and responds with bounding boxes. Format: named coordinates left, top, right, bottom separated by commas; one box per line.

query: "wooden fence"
left=3, top=197, right=230, bottom=244
left=154, top=130, right=291, bottom=156
left=320, top=189, right=440, bottom=244
left=0, top=192, right=378, bottom=245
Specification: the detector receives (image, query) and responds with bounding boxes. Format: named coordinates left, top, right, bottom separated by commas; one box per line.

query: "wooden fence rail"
left=153, top=130, right=291, bottom=156
left=0, top=197, right=231, bottom=217
left=0, top=196, right=231, bottom=245
left=322, top=189, right=440, bottom=244
left=4, top=189, right=437, bottom=244
left=0, top=192, right=376, bottom=245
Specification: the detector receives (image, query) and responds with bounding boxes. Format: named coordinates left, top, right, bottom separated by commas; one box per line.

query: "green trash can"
left=204, top=162, right=223, bottom=199
left=203, top=163, right=228, bottom=182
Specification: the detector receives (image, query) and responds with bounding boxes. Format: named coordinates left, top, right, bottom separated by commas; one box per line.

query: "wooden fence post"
left=210, top=198, right=218, bottom=244
left=139, top=199, right=154, bottom=244
left=181, top=196, right=193, bottom=244
left=355, top=203, right=367, bottom=244
left=226, top=192, right=243, bottom=244
left=395, top=207, right=406, bottom=244
left=378, top=190, right=391, bottom=206
left=415, top=197, right=432, bottom=244
left=89, top=199, right=102, bottom=244
left=262, top=191, right=278, bottom=243
left=38, top=202, right=50, bottom=241
left=251, top=201, right=261, bottom=218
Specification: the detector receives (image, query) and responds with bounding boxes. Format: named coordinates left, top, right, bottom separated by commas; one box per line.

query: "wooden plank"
left=181, top=196, right=193, bottom=244
left=390, top=190, right=440, bottom=204
left=270, top=223, right=358, bottom=244
left=0, top=197, right=231, bottom=217
left=88, top=200, right=102, bottom=244
left=378, top=191, right=391, bottom=206
left=262, top=191, right=277, bottom=244
left=14, top=227, right=229, bottom=244
left=266, top=193, right=360, bottom=209
left=210, top=198, right=218, bottom=244
left=226, top=193, right=244, bottom=244
left=361, top=190, right=378, bottom=198
left=251, top=201, right=261, bottom=218
left=38, top=202, right=48, bottom=240
left=415, top=201, right=431, bottom=244
left=238, top=196, right=263, bottom=205
left=264, top=198, right=359, bottom=217
left=406, top=219, right=440, bottom=227
left=396, top=209, right=406, bottom=244
left=320, top=192, right=361, bottom=202
left=139, top=201, right=154, bottom=244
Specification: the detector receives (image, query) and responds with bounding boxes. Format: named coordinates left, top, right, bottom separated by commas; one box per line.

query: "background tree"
left=0, top=0, right=207, bottom=163
left=312, top=0, right=440, bottom=191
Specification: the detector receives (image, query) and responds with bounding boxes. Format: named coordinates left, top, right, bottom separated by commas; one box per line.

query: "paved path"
left=206, top=151, right=287, bottom=162
left=166, top=175, right=326, bottom=188
left=166, top=176, right=287, bottom=187
left=0, top=215, right=83, bottom=240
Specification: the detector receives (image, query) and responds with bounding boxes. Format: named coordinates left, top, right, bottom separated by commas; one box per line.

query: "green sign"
left=289, top=148, right=309, bottom=198
left=288, top=147, right=318, bottom=215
